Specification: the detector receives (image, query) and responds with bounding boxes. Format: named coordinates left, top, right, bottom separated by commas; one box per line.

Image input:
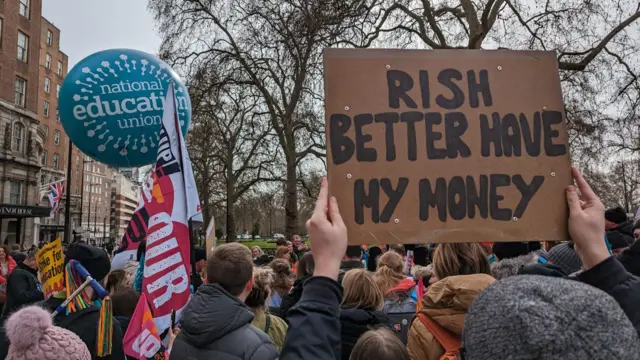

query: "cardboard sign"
left=205, top=216, right=216, bottom=256
left=35, top=238, right=65, bottom=297
left=324, top=49, right=572, bottom=244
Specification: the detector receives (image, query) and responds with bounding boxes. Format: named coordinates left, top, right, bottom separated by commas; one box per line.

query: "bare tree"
left=150, top=0, right=366, bottom=239
left=583, top=158, right=640, bottom=211
left=188, top=64, right=279, bottom=241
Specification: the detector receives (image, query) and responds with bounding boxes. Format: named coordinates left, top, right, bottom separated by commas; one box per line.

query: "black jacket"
left=340, top=307, right=392, bottom=360
left=9, top=251, right=25, bottom=265
left=618, top=238, right=640, bottom=277
left=171, top=283, right=278, bottom=360
left=43, top=297, right=126, bottom=360
left=338, top=260, right=364, bottom=284
left=280, top=276, right=343, bottom=360
left=578, top=256, right=640, bottom=336
left=0, top=262, right=43, bottom=320
left=280, top=276, right=308, bottom=321
left=607, top=221, right=635, bottom=246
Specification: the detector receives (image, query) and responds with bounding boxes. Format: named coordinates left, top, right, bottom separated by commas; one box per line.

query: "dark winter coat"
left=338, top=260, right=364, bottom=284
left=171, top=283, right=278, bottom=360
left=578, top=256, right=640, bottom=337
left=607, top=221, right=635, bottom=247
left=0, top=262, right=43, bottom=320
left=280, top=276, right=308, bottom=321
left=280, top=276, right=343, bottom=360
left=339, top=307, right=392, bottom=360
left=43, top=297, right=125, bottom=360
left=618, top=238, right=640, bottom=277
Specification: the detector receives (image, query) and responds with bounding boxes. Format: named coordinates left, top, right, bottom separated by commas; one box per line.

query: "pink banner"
left=123, top=293, right=167, bottom=360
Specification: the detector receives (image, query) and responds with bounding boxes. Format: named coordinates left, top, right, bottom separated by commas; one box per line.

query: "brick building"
left=0, top=0, right=51, bottom=246
left=110, top=172, right=139, bottom=242
left=80, top=156, right=112, bottom=244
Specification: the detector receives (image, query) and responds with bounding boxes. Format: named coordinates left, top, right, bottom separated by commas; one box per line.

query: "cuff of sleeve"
left=578, top=256, right=629, bottom=293
left=300, top=276, right=343, bottom=307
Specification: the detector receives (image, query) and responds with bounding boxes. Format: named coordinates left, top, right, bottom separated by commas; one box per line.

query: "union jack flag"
left=48, top=181, right=65, bottom=219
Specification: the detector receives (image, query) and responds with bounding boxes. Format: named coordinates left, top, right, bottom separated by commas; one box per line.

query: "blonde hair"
left=374, top=251, right=404, bottom=294
left=268, top=259, right=294, bottom=294
left=245, top=267, right=275, bottom=310
left=341, top=269, right=384, bottom=310
left=432, top=243, right=492, bottom=280
left=349, top=328, right=410, bottom=360
left=250, top=246, right=264, bottom=257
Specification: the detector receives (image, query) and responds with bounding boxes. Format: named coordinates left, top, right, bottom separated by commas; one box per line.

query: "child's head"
left=341, top=269, right=383, bottom=310
left=374, top=251, right=404, bottom=294
left=349, top=328, right=409, bottom=360
left=245, top=267, right=275, bottom=310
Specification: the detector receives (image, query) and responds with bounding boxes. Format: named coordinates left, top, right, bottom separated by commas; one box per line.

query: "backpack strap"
left=264, top=313, right=271, bottom=334
left=416, top=313, right=461, bottom=352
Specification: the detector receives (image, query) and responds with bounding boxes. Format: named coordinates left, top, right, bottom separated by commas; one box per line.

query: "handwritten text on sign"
left=324, top=49, right=572, bottom=244
left=35, top=238, right=65, bottom=298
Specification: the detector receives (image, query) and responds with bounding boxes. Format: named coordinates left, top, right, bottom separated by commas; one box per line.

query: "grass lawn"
left=241, top=239, right=278, bottom=249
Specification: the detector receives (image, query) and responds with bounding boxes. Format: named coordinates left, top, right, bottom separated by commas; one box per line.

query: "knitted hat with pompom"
left=5, top=306, right=91, bottom=360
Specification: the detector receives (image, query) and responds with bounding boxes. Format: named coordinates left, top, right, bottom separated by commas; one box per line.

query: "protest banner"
left=205, top=216, right=216, bottom=256
left=35, top=238, right=64, bottom=298
left=123, top=293, right=167, bottom=360
left=324, top=49, right=572, bottom=244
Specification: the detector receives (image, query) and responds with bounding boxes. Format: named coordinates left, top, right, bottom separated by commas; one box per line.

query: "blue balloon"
left=59, top=49, right=191, bottom=167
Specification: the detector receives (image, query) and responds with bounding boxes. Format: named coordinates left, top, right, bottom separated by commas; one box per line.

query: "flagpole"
left=63, top=140, right=73, bottom=244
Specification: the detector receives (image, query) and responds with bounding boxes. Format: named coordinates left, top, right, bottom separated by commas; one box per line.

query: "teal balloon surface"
left=59, top=49, right=191, bottom=167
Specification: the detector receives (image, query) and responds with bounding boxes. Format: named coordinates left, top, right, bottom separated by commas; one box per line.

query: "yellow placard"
left=35, top=238, right=65, bottom=298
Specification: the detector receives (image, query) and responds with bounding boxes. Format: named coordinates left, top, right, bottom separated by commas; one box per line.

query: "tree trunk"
left=285, top=157, right=298, bottom=240
left=226, top=205, right=236, bottom=243
left=226, top=151, right=237, bottom=242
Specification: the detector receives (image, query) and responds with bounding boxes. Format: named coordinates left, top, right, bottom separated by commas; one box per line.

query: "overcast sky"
left=42, top=0, right=161, bottom=69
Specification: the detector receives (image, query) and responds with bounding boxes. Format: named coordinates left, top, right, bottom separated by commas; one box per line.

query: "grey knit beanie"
left=462, top=275, right=640, bottom=359
left=546, top=243, right=582, bottom=275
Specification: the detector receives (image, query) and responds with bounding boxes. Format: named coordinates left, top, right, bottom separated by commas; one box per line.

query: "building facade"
left=80, top=156, right=112, bottom=244
left=110, top=172, right=139, bottom=242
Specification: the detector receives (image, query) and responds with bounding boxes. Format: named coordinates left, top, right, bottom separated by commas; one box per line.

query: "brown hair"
left=342, top=269, right=384, bottom=310
left=0, top=245, right=10, bottom=260
left=268, top=259, right=294, bottom=295
left=389, top=244, right=406, bottom=257
left=207, top=243, right=254, bottom=296
left=296, top=252, right=315, bottom=279
left=275, top=246, right=290, bottom=259
left=349, top=328, right=410, bottom=360
left=106, top=269, right=128, bottom=295
left=245, top=267, right=275, bottom=310
left=111, top=288, right=140, bottom=317
left=374, top=251, right=404, bottom=294
left=432, top=243, right=492, bottom=280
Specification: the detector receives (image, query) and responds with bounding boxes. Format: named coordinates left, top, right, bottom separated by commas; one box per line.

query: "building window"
left=46, top=29, right=53, bottom=46
left=44, top=77, right=50, bottom=93
left=42, top=125, right=48, bottom=143
left=43, top=100, right=50, bottom=117
left=53, top=153, right=59, bottom=169
left=41, top=150, right=47, bottom=166
left=56, top=107, right=60, bottom=122
left=56, top=84, right=60, bottom=98
left=17, top=31, right=28, bottom=62
left=57, top=61, right=63, bottom=76
left=45, top=53, right=51, bottom=69
left=14, top=77, right=26, bottom=107
left=19, top=0, right=29, bottom=18
left=9, top=181, right=21, bottom=205
left=54, top=129, right=60, bottom=145
left=12, top=123, right=24, bottom=152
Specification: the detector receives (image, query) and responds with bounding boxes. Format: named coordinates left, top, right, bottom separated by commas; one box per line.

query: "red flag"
left=123, top=293, right=167, bottom=360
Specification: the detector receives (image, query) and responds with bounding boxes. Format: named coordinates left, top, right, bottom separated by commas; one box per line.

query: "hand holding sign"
left=566, top=167, right=609, bottom=269
left=306, top=177, right=347, bottom=280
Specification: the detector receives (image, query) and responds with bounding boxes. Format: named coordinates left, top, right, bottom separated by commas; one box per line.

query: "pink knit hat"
left=5, top=306, right=91, bottom=360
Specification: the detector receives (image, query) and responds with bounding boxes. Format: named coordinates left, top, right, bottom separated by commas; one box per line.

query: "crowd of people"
left=0, top=166, right=636, bottom=359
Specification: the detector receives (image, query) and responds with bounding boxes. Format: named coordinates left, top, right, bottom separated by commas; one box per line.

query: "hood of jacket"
left=420, top=274, right=495, bottom=334
left=613, top=221, right=635, bottom=236
left=179, top=283, right=254, bottom=348
left=491, top=253, right=536, bottom=280
left=340, top=307, right=390, bottom=326
left=386, top=278, right=416, bottom=295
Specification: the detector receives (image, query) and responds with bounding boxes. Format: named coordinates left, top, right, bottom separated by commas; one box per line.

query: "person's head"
left=111, top=289, right=140, bottom=318
left=275, top=238, right=287, bottom=248
left=0, top=245, right=9, bottom=262
left=344, top=245, right=362, bottom=261
left=23, top=248, right=37, bottom=270
left=546, top=242, right=582, bottom=275
left=411, top=264, right=433, bottom=286
left=286, top=241, right=294, bottom=253
left=491, top=242, right=529, bottom=260
left=296, top=252, right=315, bottom=280
left=341, top=269, right=384, bottom=310
left=291, top=235, right=302, bottom=247
left=5, top=306, right=91, bottom=360
left=250, top=246, right=263, bottom=259
left=105, top=270, right=128, bottom=295
left=275, top=246, right=291, bottom=262
left=194, top=247, right=207, bottom=273
left=389, top=244, right=406, bottom=257
left=432, top=243, right=492, bottom=282
left=634, top=220, right=640, bottom=240
left=367, top=246, right=383, bottom=272
left=10, top=244, right=20, bottom=252
left=65, top=243, right=111, bottom=299
left=268, top=258, right=294, bottom=294
left=413, top=246, right=428, bottom=266
left=605, top=206, right=628, bottom=229
left=206, top=243, right=254, bottom=301
left=244, top=267, right=275, bottom=311
left=462, top=275, right=640, bottom=359
left=374, top=251, right=404, bottom=294
left=349, top=328, right=410, bottom=360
